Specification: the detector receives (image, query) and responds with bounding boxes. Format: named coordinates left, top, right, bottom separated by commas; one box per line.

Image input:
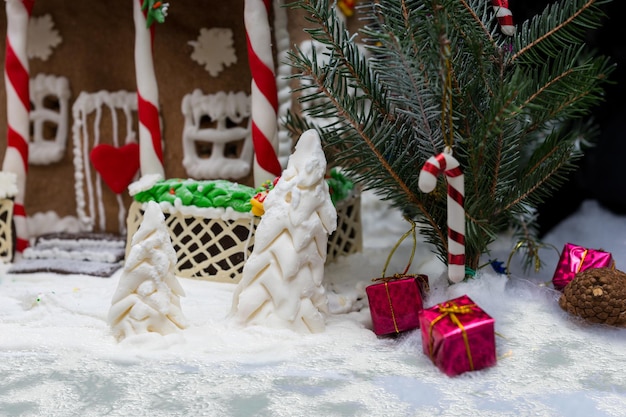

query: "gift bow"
left=372, top=273, right=428, bottom=286
left=428, top=302, right=477, bottom=371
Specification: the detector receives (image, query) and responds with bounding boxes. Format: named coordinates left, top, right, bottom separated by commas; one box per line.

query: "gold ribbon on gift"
left=428, top=302, right=477, bottom=371
left=380, top=218, right=417, bottom=278
left=383, top=281, right=400, bottom=333
left=576, top=249, right=588, bottom=273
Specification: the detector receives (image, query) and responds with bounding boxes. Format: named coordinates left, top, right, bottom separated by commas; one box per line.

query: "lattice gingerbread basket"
left=327, top=190, right=362, bottom=263
left=125, top=179, right=362, bottom=283
left=126, top=201, right=259, bottom=282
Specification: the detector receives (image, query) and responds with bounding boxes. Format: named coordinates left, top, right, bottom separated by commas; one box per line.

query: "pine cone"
left=558, top=268, right=626, bottom=327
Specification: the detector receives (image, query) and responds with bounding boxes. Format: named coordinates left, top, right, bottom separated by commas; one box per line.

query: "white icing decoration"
left=22, top=246, right=123, bottom=264
left=27, top=211, right=87, bottom=235
left=153, top=200, right=255, bottom=222
left=181, top=89, right=253, bottom=180
left=35, top=237, right=124, bottom=250
left=72, top=91, right=138, bottom=233
left=28, top=73, right=71, bottom=165
left=108, top=201, right=187, bottom=341
left=188, top=28, right=237, bottom=77
left=0, top=171, right=18, bottom=199
left=27, top=14, right=62, bottom=61
left=230, top=130, right=337, bottom=333
left=128, top=173, right=164, bottom=197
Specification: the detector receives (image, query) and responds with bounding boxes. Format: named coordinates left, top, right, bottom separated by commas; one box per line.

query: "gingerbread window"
left=181, top=89, right=253, bottom=180
left=28, top=73, right=71, bottom=165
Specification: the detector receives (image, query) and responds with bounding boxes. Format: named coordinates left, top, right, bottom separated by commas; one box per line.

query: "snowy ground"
left=0, top=192, right=625, bottom=417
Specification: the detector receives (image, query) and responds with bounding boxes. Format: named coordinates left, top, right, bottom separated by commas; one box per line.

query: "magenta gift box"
left=419, top=295, right=496, bottom=377
left=552, top=243, right=614, bottom=291
left=366, top=275, right=428, bottom=336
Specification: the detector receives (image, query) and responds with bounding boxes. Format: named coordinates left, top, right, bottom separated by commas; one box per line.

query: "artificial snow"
left=0, top=193, right=625, bottom=416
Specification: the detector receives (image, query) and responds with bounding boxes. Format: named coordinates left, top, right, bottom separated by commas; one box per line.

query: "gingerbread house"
left=0, top=0, right=362, bottom=277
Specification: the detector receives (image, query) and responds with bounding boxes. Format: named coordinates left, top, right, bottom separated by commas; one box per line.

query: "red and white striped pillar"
left=3, top=0, right=35, bottom=252
left=245, top=0, right=282, bottom=187
left=133, top=0, right=165, bottom=178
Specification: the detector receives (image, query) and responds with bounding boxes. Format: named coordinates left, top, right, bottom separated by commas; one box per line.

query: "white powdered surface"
left=0, top=194, right=625, bottom=417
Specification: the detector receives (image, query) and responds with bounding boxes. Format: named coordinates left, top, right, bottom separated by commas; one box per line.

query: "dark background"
left=517, top=1, right=626, bottom=235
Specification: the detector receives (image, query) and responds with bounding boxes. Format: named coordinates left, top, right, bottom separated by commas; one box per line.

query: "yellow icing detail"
left=250, top=198, right=265, bottom=216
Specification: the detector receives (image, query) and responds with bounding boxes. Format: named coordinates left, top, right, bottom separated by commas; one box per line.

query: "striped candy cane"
left=245, top=0, right=283, bottom=187
left=492, top=0, right=515, bottom=36
left=134, top=0, right=165, bottom=178
left=3, top=0, right=34, bottom=252
left=418, top=147, right=465, bottom=283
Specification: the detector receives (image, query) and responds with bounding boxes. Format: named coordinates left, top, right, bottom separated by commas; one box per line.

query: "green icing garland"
left=134, top=170, right=354, bottom=215
left=133, top=179, right=256, bottom=213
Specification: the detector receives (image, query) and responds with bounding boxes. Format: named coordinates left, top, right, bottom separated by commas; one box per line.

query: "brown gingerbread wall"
left=0, top=1, right=319, bottom=234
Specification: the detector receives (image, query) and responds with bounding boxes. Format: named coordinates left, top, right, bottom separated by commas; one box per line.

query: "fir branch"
left=513, top=48, right=612, bottom=135
left=364, top=2, right=438, bottom=147
left=510, top=0, right=607, bottom=64
left=288, top=2, right=448, bottom=250
left=500, top=132, right=579, bottom=213
left=458, top=0, right=497, bottom=45
left=285, top=0, right=613, bottom=273
left=295, top=0, right=391, bottom=119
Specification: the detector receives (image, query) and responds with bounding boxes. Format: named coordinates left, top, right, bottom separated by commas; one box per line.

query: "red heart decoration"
left=90, top=143, right=140, bottom=194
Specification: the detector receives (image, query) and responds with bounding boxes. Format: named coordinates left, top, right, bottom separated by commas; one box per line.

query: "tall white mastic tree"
left=108, top=201, right=187, bottom=341
left=231, top=129, right=337, bottom=333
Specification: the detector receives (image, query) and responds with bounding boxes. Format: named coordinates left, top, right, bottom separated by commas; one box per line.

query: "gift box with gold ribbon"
left=419, top=295, right=496, bottom=376
left=365, top=274, right=429, bottom=336
left=552, top=243, right=614, bottom=291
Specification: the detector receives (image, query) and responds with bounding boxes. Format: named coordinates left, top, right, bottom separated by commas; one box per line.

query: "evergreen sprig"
left=285, top=0, right=613, bottom=274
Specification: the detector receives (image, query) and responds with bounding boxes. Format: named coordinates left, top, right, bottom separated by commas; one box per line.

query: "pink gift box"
left=366, top=274, right=428, bottom=336
left=552, top=243, right=614, bottom=291
left=419, top=295, right=496, bottom=377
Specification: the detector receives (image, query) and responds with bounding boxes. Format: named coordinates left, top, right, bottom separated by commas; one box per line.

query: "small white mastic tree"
left=108, top=201, right=187, bottom=341
left=231, top=129, right=337, bottom=333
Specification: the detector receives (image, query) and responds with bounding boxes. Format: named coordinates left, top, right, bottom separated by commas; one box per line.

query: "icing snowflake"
left=189, top=28, right=237, bottom=77
left=27, top=15, right=62, bottom=61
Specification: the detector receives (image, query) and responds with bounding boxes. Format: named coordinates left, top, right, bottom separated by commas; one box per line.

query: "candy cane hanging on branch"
left=133, top=0, right=167, bottom=178
left=492, top=0, right=515, bottom=36
left=244, top=0, right=283, bottom=187
left=3, top=0, right=35, bottom=253
left=418, top=36, right=466, bottom=283
left=418, top=147, right=466, bottom=283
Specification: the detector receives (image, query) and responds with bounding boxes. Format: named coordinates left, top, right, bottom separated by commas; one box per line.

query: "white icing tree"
left=230, top=129, right=337, bottom=333
left=108, top=201, right=187, bottom=341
